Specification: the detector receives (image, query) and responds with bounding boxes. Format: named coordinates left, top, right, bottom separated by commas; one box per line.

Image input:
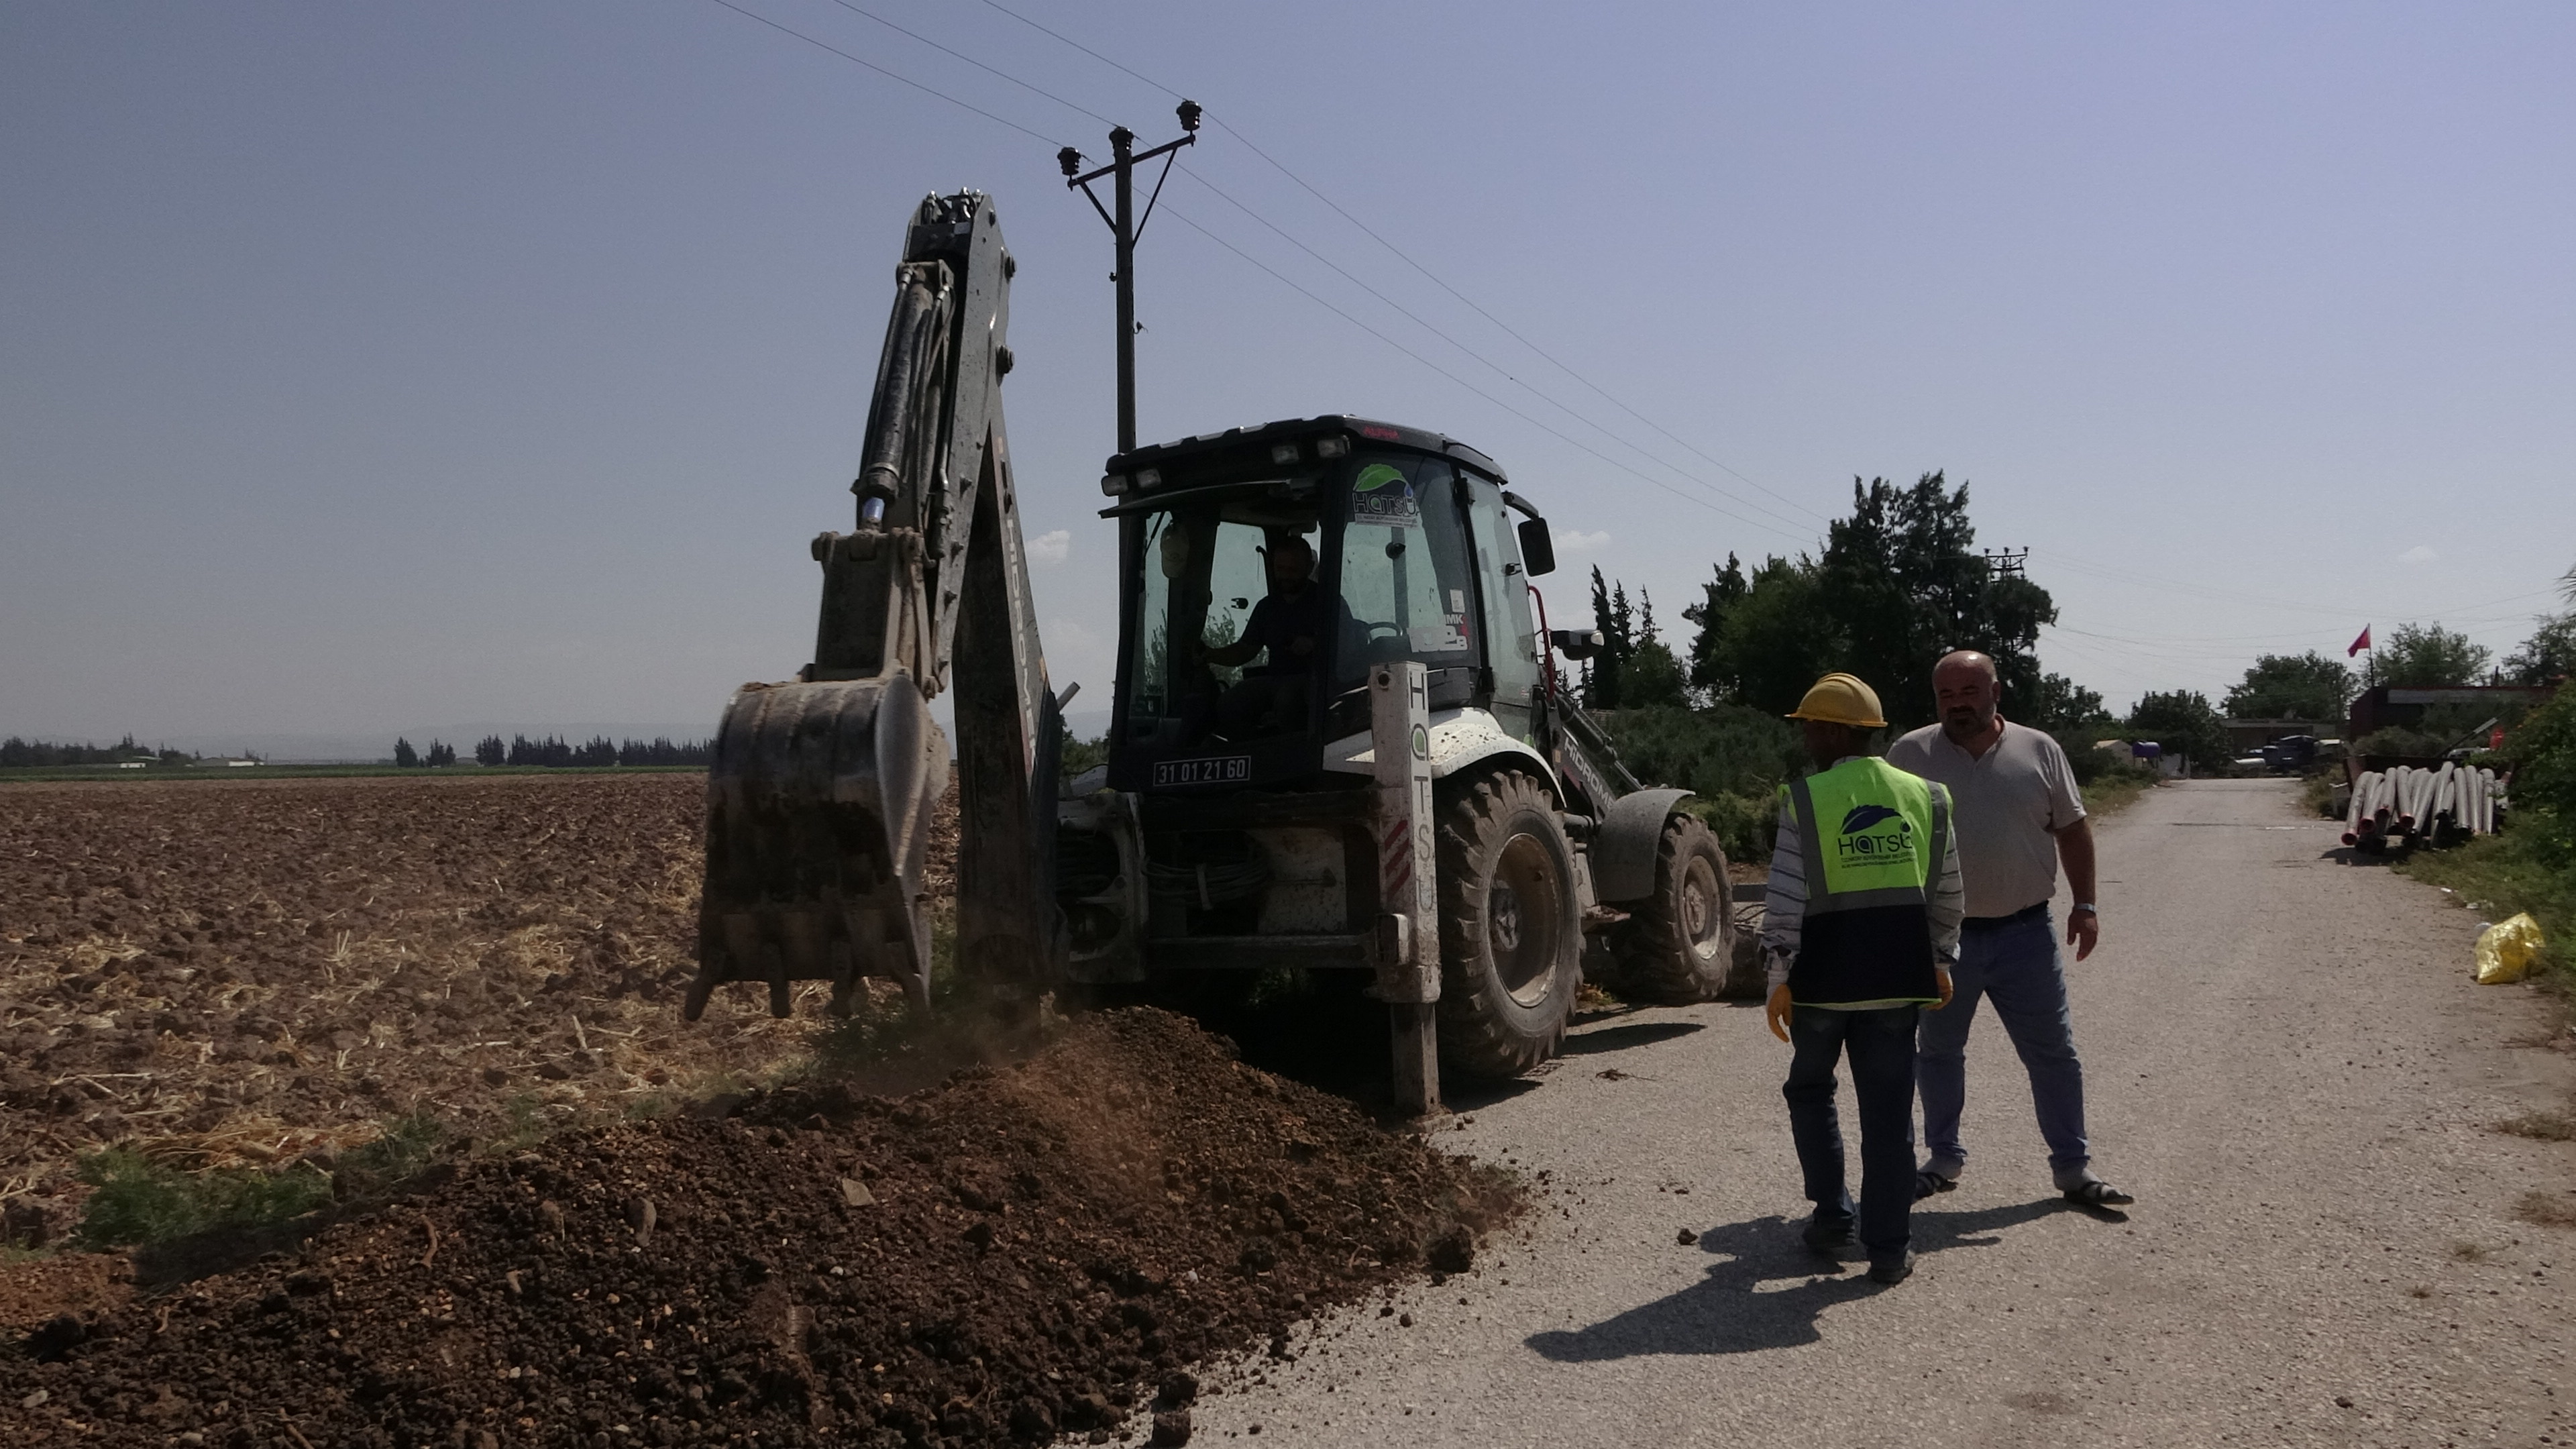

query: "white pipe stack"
left=2344, top=762, right=2507, bottom=851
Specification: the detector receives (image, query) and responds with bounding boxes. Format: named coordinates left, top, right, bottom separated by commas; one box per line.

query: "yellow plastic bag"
left=2475, top=912, right=2546, bottom=985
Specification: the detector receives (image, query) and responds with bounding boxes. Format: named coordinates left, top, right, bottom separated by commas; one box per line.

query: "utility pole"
left=1982, top=547, right=2031, bottom=580
left=1060, top=99, right=1200, bottom=453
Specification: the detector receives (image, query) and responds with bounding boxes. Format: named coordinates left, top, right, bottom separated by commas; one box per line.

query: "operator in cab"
left=1195, top=532, right=1345, bottom=740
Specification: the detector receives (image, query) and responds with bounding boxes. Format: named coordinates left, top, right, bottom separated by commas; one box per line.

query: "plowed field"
left=0, top=774, right=936, bottom=1236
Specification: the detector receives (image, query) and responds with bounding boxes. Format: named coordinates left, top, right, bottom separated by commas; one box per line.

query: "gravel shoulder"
left=1187, top=780, right=2576, bottom=1447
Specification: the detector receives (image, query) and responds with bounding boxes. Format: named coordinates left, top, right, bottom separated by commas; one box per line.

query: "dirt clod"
left=1426, top=1222, right=1477, bottom=1273
left=1150, top=1407, right=1195, bottom=1446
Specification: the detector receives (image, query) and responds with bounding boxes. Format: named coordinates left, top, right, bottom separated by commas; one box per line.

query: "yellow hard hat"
left=1786, top=672, right=1886, bottom=729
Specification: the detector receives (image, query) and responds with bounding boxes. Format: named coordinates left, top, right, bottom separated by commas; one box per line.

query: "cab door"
left=1462, top=475, right=1542, bottom=741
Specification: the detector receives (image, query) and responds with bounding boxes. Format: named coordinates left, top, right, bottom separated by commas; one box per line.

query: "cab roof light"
left=1134, top=468, right=1161, bottom=490
left=1313, top=435, right=1350, bottom=458
left=1100, top=473, right=1128, bottom=496
left=1270, top=442, right=1300, bottom=465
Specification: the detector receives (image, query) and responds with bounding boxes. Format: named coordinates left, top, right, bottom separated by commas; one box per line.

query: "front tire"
left=1434, top=769, right=1581, bottom=1078
left=1607, top=815, right=1744, bottom=1002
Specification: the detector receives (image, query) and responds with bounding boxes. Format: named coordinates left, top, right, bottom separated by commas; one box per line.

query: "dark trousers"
left=1783, top=1004, right=1922, bottom=1260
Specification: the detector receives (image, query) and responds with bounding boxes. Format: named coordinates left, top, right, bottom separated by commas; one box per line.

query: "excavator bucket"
left=684, top=674, right=949, bottom=1020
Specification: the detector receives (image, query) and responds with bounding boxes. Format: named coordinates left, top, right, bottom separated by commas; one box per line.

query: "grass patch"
left=485, top=1091, right=556, bottom=1155
left=2083, top=772, right=2155, bottom=818
left=70, top=1112, right=458, bottom=1250
left=328, top=1112, right=447, bottom=1196
left=71, top=1149, right=333, bottom=1250
left=2398, top=811, right=2576, bottom=992
left=2515, top=1189, right=2576, bottom=1230
left=2300, top=772, right=2340, bottom=819
left=2495, top=1110, right=2576, bottom=1142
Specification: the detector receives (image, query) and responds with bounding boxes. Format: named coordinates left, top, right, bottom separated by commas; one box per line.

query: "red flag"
left=2347, top=625, right=2371, bottom=657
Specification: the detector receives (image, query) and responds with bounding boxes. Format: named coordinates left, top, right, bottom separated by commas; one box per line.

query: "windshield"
left=1118, top=452, right=1482, bottom=751
left=1331, top=455, right=1477, bottom=694
left=1121, top=472, right=1332, bottom=747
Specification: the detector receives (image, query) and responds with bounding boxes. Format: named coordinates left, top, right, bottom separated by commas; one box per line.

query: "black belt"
left=1960, top=902, right=2049, bottom=931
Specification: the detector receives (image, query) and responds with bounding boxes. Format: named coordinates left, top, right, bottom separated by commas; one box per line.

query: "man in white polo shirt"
left=1884, top=649, right=2133, bottom=1209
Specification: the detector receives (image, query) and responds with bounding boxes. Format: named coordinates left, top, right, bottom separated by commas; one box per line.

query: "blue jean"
left=1917, top=908, right=2090, bottom=1175
left=1783, top=1004, right=1921, bottom=1261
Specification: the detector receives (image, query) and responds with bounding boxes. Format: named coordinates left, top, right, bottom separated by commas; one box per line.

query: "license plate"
left=1153, top=754, right=1251, bottom=788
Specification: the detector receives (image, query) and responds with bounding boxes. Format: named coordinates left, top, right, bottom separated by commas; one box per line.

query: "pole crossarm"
left=1065, top=131, right=1193, bottom=189
left=1055, top=101, right=1202, bottom=455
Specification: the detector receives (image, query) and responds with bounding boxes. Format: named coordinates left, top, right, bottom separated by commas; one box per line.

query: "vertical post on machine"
left=1371, top=661, right=1441, bottom=1116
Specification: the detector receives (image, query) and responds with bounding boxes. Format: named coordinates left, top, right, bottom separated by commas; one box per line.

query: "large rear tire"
left=1434, top=769, right=1582, bottom=1079
left=1607, top=815, right=1745, bottom=1003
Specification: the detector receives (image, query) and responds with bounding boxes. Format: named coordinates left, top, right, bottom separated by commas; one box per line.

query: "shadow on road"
left=1524, top=1199, right=2066, bottom=1360
left=1562, top=1020, right=1706, bottom=1055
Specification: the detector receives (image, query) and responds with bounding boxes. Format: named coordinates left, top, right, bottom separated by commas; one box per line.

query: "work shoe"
left=1800, top=1218, right=1856, bottom=1258
left=1867, top=1250, right=1917, bottom=1285
left=1913, top=1165, right=1960, bottom=1201
left=2056, top=1169, right=2135, bottom=1208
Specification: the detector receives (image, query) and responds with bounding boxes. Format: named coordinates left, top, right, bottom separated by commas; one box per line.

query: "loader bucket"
left=686, top=674, right=950, bottom=1020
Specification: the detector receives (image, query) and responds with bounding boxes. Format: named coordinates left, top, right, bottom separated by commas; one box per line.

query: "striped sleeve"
left=1760, top=794, right=1805, bottom=990
left=1928, top=783, right=1964, bottom=962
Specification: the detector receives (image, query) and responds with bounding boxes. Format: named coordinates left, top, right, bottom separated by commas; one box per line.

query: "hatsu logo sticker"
left=1835, top=803, right=1916, bottom=865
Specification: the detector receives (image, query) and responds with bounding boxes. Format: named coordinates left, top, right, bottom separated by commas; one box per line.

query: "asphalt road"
left=1184, top=780, right=2576, bottom=1448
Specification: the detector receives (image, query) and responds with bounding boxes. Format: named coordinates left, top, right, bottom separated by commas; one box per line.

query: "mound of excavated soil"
left=0, top=774, right=959, bottom=1236
left=1, top=1009, right=1518, bottom=1448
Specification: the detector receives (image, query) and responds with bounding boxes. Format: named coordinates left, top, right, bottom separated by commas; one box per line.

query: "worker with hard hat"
left=1760, top=671, right=1964, bottom=1285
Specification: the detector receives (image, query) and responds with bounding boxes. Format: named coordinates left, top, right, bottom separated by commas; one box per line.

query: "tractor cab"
left=1099, top=417, right=1560, bottom=794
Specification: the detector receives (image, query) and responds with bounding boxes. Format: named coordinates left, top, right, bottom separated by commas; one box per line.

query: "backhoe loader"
left=684, top=191, right=1750, bottom=1104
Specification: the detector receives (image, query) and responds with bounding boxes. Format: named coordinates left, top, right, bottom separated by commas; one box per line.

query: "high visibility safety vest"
left=1780, top=757, right=1951, bottom=1007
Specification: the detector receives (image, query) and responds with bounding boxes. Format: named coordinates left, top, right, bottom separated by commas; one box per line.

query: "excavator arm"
left=686, top=192, right=1061, bottom=1020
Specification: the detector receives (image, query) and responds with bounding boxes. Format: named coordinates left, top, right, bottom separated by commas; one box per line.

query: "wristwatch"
left=2072, top=902, right=2098, bottom=915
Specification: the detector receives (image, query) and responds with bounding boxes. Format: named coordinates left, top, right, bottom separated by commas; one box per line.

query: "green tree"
left=2501, top=685, right=2576, bottom=861
left=1585, top=566, right=1641, bottom=709
left=2503, top=610, right=2576, bottom=686
left=2126, top=690, right=2230, bottom=769
left=1622, top=592, right=1688, bottom=707
left=1680, top=553, right=1748, bottom=698
left=2223, top=651, right=2353, bottom=720
left=2023, top=673, right=2112, bottom=733
left=1687, top=472, right=2069, bottom=728
left=1623, top=639, right=1689, bottom=708
left=1713, top=555, right=1840, bottom=716
left=2373, top=623, right=2492, bottom=687
left=393, top=737, right=420, bottom=768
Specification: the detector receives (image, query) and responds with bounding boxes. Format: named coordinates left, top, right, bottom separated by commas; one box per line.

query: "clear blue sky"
left=6, top=1, right=2570, bottom=744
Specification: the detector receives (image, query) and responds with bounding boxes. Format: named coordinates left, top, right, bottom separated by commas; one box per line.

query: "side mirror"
left=1515, top=517, right=1556, bottom=577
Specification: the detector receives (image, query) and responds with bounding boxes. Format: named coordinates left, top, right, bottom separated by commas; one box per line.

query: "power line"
left=975, top=0, right=1177, bottom=97
left=701, top=0, right=1066, bottom=145
left=1159, top=205, right=1810, bottom=543
left=971, top=0, right=1828, bottom=526
left=1175, top=166, right=1819, bottom=536
left=699, top=1, right=1793, bottom=537
left=822, top=0, right=1124, bottom=131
